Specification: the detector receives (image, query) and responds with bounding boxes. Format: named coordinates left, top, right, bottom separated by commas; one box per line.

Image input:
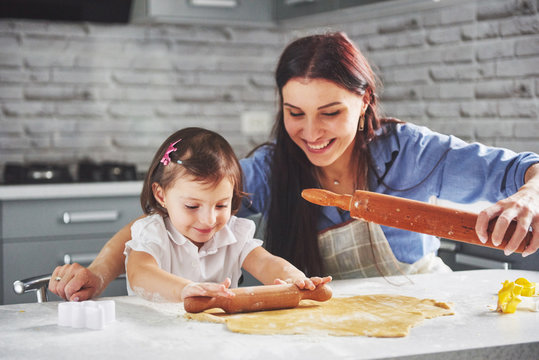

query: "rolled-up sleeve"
left=371, top=123, right=539, bottom=205
left=438, top=138, right=539, bottom=203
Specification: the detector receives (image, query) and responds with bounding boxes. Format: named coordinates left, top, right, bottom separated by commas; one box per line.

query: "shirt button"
left=191, top=261, right=197, bottom=267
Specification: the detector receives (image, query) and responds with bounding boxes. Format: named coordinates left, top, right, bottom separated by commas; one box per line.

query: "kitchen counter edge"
left=0, top=181, right=143, bottom=200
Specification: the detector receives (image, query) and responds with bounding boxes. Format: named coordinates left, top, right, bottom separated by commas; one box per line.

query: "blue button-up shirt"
left=238, top=122, right=539, bottom=264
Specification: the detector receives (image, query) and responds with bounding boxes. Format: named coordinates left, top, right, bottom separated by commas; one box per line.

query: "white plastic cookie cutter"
left=58, top=300, right=115, bottom=330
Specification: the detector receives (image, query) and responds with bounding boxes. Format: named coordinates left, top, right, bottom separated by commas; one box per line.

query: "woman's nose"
left=302, top=118, right=322, bottom=141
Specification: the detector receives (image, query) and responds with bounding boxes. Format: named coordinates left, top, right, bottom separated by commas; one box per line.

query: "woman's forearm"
left=524, top=163, right=539, bottom=185
left=87, top=216, right=142, bottom=291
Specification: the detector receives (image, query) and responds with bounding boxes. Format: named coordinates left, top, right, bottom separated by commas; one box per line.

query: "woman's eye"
left=322, top=110, right=340, bottom=116
left=289, top=111, right=304, bottom=117
left=185, top=205, right=198, bottom=210
left=216, top=204, right=229, bottom=209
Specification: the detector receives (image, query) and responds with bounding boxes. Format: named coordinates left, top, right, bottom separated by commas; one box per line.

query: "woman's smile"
left=305, top=138, right=335, bottom=152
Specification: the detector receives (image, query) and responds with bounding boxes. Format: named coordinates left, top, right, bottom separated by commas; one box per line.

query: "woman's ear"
left=152, top=182, right=166, bottom=208
left=362, top=90, right=371, bottom=113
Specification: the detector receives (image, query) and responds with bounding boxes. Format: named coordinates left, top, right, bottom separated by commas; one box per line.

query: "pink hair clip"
left=160, top=139, right=182, bottom=166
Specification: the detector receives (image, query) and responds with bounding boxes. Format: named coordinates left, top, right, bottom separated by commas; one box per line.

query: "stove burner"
left=2, top=161, right=138, bottom=184
left=78, top=161, right=137, bottom=182
left=3, top=163, right=72, bottom=184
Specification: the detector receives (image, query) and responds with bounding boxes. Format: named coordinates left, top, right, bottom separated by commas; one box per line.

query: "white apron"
left=318, top=219, right=451, bottom=279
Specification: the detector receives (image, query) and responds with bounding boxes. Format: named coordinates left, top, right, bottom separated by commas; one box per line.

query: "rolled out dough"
left=185, top=294, right=454, bottom=337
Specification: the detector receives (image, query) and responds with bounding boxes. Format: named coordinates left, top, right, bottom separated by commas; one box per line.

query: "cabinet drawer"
left=2, top=236, right=127, bottom=305
left=2, top=196, right=141, bottom=239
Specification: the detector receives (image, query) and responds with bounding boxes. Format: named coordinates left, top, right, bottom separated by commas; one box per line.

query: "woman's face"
left=282, top=78, right=367, bottom=168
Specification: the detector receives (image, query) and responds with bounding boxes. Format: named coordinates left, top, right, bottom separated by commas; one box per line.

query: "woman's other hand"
left=48, top=263, right=104, bottom=302
left=476, top=164, right=539, bottom=256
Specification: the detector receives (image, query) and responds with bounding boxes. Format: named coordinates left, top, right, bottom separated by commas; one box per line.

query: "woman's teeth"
left=308, top=140, right=331, bottom=150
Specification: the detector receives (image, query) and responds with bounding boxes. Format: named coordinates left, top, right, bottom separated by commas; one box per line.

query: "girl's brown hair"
left=140, top=127, right=244, bottom=217
left=264, top=32, right=396, bottom=275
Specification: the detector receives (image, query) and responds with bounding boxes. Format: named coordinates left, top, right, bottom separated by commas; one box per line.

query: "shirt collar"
left=369, top=124, right=399, bottom=165
left=368, top=123, right=400, bottom=181
left=164, top=217, right=237, bottom=257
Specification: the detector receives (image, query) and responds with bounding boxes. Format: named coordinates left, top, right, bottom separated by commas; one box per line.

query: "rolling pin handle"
left=301, top=284, right=333, bottom=302
left=184, top=296, right=228, bottom=314
left=301, top=189, right=352, bottom=211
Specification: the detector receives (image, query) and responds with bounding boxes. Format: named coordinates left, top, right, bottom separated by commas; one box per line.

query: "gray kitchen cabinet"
left=130, top=0, right=274, bottom=25
left=1, top=193, right=141, bottom=305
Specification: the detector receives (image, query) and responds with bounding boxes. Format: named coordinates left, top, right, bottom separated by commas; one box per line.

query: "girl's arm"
left=242, top=247, right=331, bottom=290
left=49, top=216, right=143, bottom=301
left=476, top=162, right=539, bottom=256
left=127, top=250, right=234, bottom=302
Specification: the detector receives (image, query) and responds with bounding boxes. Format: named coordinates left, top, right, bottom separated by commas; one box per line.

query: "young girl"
left=125, top=127, right=331, bottom=302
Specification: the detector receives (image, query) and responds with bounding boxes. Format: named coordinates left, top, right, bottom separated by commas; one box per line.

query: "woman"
left=50, top=32, right=539, bottom=301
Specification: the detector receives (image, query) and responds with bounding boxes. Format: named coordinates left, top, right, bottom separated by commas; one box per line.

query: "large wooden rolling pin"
left=302, top=189, right=533, bottom=253
left=184, top=283, right=332, bottom=314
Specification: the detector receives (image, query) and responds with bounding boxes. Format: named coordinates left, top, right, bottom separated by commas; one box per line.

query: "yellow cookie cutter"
left=515, top=277, right=536, bottom=297
left=497, top=277, right=537, bottom=313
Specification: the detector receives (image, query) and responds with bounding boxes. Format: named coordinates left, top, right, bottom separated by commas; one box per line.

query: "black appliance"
left=77, top=161, right=137, bottom=182
left=3, top=163, right=73, bottom=184
left=3, top=161, right=138, bottom=184
left=0, top=0, right=133, bottom=24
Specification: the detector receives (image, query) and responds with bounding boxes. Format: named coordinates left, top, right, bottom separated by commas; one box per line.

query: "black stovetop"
left=2, top=161, right=140, bottom=185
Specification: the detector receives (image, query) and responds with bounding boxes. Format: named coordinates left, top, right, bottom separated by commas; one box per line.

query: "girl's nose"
left=199, top=208, right=216, bottom=226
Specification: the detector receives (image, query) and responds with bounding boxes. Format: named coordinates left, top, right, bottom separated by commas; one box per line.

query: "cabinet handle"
left=62, top=210, right=119, bottom=224
left=64, top=253, right=98, bottom=266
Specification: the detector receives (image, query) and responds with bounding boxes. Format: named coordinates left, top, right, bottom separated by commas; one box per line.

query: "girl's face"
left=282, top=78, right=368, bottom=168
left=153, top=175, right=233, bottom=248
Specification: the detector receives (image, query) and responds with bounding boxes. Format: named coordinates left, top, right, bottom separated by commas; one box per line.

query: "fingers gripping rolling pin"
left=301, top=189, right=533, bottom=253
left=184, top=283, right=332, bottom=314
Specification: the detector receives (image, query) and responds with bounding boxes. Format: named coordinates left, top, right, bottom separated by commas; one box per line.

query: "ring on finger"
left=55, top=276, right=62, bottom=281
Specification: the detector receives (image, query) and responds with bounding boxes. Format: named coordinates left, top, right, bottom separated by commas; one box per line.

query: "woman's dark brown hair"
left=140, top=127, right=244, bottom=217
left=265, top=32, right=387, bottom=275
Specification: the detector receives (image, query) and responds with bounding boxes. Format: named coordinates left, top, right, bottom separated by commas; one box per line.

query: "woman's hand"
left=48, top=263, right=104, bottom=302
left=476, top=165, right=539, bottom=256
left=180, top=278, right=236, bottom=301
left=274, top=275, right=332, bottom=291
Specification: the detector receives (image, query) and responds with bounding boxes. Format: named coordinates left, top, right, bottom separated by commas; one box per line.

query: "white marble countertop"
left=1, top=269, right=538, bottom=360
left=0, top=181, right=143, bottom=200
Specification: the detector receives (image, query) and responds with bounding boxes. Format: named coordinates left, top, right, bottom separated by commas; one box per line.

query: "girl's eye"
left=322, top=110, right=340, bottom=116
left=185, top=205, right=198, bottom=210
left=216, top=204, right=229, bottom=209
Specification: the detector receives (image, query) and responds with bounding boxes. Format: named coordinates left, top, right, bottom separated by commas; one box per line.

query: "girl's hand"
left=274, top=276, right=332, bottom=291
left=476, top=181, right=539, bottom=257
left=180, top=278, right=235, bottom=301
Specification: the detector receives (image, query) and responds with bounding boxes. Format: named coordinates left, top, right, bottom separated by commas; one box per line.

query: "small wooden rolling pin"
left=184, top=283, right=332, bottom=314
left=302, top=189, right=533, bottom=253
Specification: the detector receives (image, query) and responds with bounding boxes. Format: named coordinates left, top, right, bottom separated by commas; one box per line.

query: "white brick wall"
left=0, top=0, right=537, bottom=179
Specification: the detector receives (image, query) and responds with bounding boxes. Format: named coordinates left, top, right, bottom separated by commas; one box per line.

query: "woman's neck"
left=317, top=143, right=358, bottom=195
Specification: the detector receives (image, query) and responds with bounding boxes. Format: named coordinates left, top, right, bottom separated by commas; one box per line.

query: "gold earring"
left=359, top=113, right=365, bottom=131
